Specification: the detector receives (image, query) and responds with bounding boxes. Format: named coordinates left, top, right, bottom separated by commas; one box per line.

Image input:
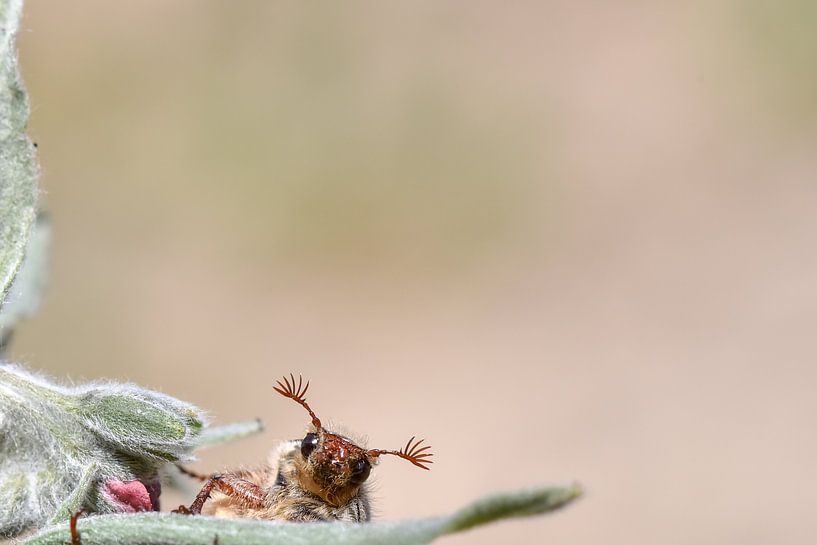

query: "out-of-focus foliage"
left=0, top=212, right=50, bottom=351
left=0, top=0, right=38, bottom=312
left=737, top=0, right=817, bottom=126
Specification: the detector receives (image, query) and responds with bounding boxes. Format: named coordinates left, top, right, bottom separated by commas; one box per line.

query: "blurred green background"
left=9, top=1, right=817, bottom=544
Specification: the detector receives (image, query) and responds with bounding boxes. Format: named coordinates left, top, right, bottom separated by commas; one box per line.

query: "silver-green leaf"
left=0, top=212, right=50, bottom=351
left=47, top=463, right=98, bottom=526
left=0, top=0, right=39, bottom=309
left=194, top=419, right=265, bottom=450
left=0, top=365, right=207, bottom=536
left=23, top=484, right=582, bottom=545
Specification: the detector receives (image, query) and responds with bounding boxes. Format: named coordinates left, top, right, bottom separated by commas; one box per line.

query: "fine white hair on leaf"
left=21, top=485, right=583, bottom=545
left=0, top=0, right=39, bottom=315
left=0, top=364, right=207, bottom=537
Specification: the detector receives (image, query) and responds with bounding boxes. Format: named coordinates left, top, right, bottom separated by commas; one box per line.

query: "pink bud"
left=102, top=479, right=159, bottom=513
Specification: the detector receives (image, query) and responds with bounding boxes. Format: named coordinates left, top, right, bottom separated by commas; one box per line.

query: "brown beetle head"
left=274, top=374, right=433, bottom=506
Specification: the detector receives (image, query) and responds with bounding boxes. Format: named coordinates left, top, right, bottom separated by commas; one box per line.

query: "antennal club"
left=273, top=373, right=322, bottom=430
left=368, top=436, right=434, bottom=470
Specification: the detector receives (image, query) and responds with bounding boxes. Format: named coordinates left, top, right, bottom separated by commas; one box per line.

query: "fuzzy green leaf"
left=0, top=0, right=39, bottom=309
left=23, top=484, right=582, bottom=545
left=0, top=212, right=50, bottom=351
left=194, top=419, right=264, bottom=450
left=0, top=366, right=207, bottom=536
left=47, top=463, right=97, bottom=526
left=74, top=386, right=206, bottom=461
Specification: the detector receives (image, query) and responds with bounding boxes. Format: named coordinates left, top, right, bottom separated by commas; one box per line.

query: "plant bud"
left=72, top=384, right=205, bottom=461
left=0, top=365, right=205, bottom=537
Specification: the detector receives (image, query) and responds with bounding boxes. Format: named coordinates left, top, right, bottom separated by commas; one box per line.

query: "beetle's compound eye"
left=301, top=432, right=318, bottom=458
left=350, top=458, right=371, bottom=485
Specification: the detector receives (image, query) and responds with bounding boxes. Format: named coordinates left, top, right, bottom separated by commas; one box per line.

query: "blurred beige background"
left=9, top=1, right=817, bottom=544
